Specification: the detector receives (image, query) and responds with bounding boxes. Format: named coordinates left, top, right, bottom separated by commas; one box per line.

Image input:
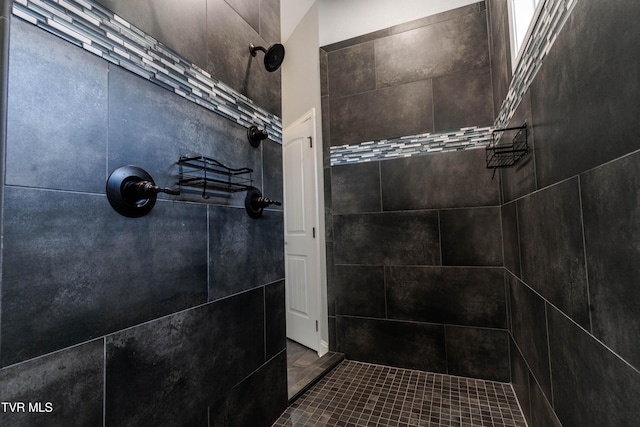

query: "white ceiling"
left=281, top=0, right=481, bottom=46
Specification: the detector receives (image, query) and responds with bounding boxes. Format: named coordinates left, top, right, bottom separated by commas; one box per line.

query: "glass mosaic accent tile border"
left=330, top=126, right=493, bottom=166
left=273, top=360, right=527, bottom=427
left=12, top=0, right=283, bottom=144
left=330, top=0, right=578, bottom=166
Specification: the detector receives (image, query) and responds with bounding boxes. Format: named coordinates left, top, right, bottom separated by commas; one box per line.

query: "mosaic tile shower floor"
left=273, top=360, right=527, bottom=427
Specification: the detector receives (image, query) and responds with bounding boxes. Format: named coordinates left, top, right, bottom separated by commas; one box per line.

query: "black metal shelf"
left=177, top=155, right=254, bottom=198
left=486, top=124, right=528, bottom=170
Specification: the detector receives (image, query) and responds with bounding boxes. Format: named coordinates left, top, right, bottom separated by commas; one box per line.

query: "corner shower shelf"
left=486, top=124, right=528, bottom=170
left=177, top=155, right=253, bottom=198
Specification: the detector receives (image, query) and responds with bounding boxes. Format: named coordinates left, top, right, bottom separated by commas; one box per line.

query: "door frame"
left=282, top=108, right=328, bottom=356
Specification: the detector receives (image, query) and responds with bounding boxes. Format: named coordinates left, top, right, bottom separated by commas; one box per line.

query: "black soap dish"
left=485, top=124, right=528, bottom=170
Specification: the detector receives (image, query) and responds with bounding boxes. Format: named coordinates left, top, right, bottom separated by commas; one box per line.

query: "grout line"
left=577, top=175, right=594, bottom=334
left=544, top=303, right=555, bottom=408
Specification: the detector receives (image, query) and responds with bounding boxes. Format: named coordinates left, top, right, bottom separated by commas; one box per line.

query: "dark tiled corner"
left=105, top=289, right=265, bottom=427
left=528, top=372, right=562, bottom=427
left=209, top=206, right=284, bottom=301
left=508, top=274, right=552, bottom=399
left=0, top=339, right=103, bottom=427
left=333, top=211, right=440, bottom=266
left=258, top=0, right=281, bottom=45
left=335, top=316, right=446, bottom=373
left=210, top=350, right=288, bottom=427
left=440, top=207, right=503, bottom=267
left=509, top=338, right=531, bottom=423
left=331, top=161, right=381, bottom=214
left=386, top=266, right=506, bottom=329
left=262, top=140, right=284, bottom=209
left=517, top=177, right=589, bottom=328
left=380, top=149, right=500, bottom=211
left=333, top=265, right=385, bottom=318
left=445, top=326, right=509, bottom=382
left=547, top=304, right=640, bottom=427
left=580, top=151, right=640, bottom=368
left=500, top=89, right=536, bottom=203
left=501, top=201, right=521, bottom=277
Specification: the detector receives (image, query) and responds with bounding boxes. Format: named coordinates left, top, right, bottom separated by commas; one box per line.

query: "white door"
left=283, top=111, right=320, bottom=351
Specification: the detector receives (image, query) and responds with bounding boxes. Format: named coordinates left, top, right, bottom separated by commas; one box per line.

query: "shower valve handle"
left=135, top=181, right=181, bottom=196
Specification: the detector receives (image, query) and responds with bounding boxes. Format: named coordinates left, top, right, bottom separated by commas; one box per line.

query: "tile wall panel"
left=105, top=288, right=265, bottom=427
left=331, top=161, right=381, bottom=214
left=517, top=177, right=590, bottom=329
left=374, top=8, right=489, bottom=88
left=580, top=150, right=640, bottom=368
left=380, top=149, right=499, bottom=211
left=6, top=19, right=107, bottom=193
left=386, top=267, right=506, bottom=328
left=329, top=79, right=434, bottom=146
left=445, top=326, right=509, bottom=382
left=335, top=316, right=447, bottom=373
left=1, top=188, right=208, bottom=366
left=209, top=206, right=284, bottom=301
left=333, top=211, right=441, bottom=266
left=334, top=265, right=385, bottom=318
left=0, top=340, right=103, bottom=427
left=439, top=207, right=503, bottom=267
left=547, top=305, right=640, bottom=427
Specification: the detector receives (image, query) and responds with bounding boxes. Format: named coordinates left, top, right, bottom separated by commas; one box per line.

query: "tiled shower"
left=0, top=0, right=639, bottom=426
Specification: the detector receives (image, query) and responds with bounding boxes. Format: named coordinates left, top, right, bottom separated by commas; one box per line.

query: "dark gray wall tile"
left=432, top=67, right=494, bottom=131
left=106, top=289, right=265, bottom=427
left=517, top=178, right=589, bottom=328
left=108, top=65, right=262, bottom=207
left=333, top=211, right=440, bottom=266
left=501, top=201, right=521, bottom=277
left=325, top=243, right=335, bottom=317
left=528, top=373, right=562, bottom=427
left=259, top=0, right=281, bottom=45
left=320, top=49, right=328, bottom=97
left=374, top=8, right=489, bottom=87
left=225, top=0, right=259, bottom=34
left=331, top=162, right=381, bottom=214
left=0, top=339, right=103, bottom=427
left=96, top=0, right=207, bottom=69
left=207, top=0, right=281, bottom=116
left=6, top=20, right=107, bottom=193
left=334, top=265, right=385, bottom=318
left=209, top=206, right=284, bottom=300
left=509, top=338, right=531, bottom=424
left=209, top=350, right=287, bottom=427
left=1, top=188, right=208, bottom=366
left=335, top=316, right=446, bottom=373
left=381, top=149, right=500, bottom=210
left=530, top=0, right=640, bottom=188
left=327, top=41, right=376, bottom=99
left=445, top=326, right=509, bottom=382
left=487, top=0, right=512, bottom=118
left=323, top=167, right=333, bottom=242
left=265, top=281, right=286, bottom=359
left=440, top=207, right=503, bottom=267
left=329, top=80, right=433, bottom=146
left=547, top=305, right=640, bottom=427
left=499, top=90, right=537, bottom=203
left=386, top=267, right=506, bottom=328
left=508, top=274, right=551, bottom=399
left=263, top=140, right=283, bottom=209
left=581, top=151, right=640, bottom=368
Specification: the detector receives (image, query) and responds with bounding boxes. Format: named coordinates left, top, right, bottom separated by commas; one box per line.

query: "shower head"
left=250, top=43, right=285, bottom=72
